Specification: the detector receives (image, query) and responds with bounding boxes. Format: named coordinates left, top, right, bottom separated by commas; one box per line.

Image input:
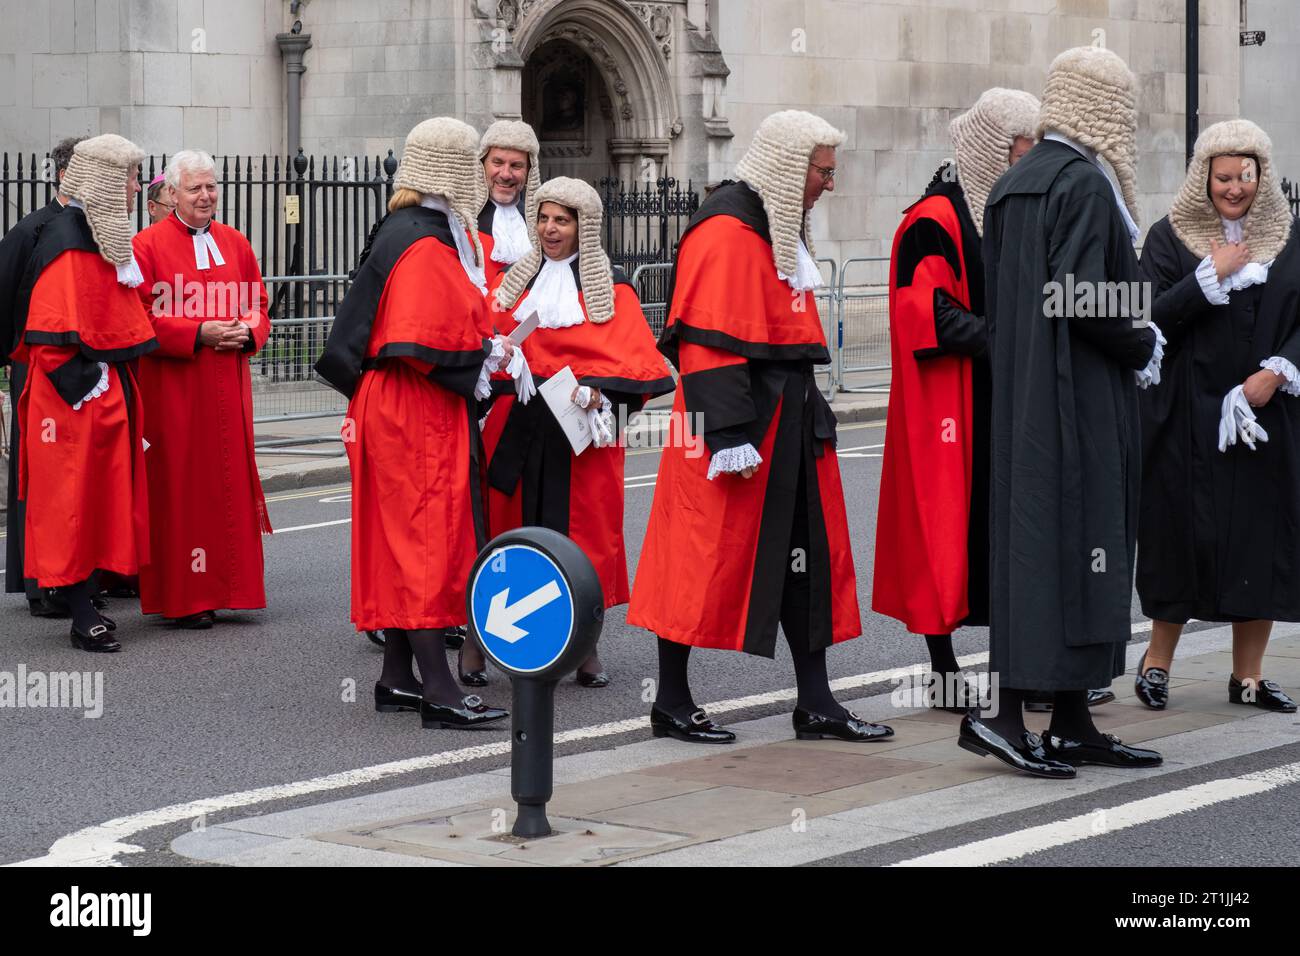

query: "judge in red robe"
left=629, top=111, right=890, bottom=745
left=469, top=177, right=674, bottom=688
left=873, top=89, right=1039, bottom=712
left=316, top=117, right=518, bottom=731
left=477, top=120, right=540, bottom=288
left=133, top=150, right=272, bottom=629
left=14, top=134, right=156, bottom=652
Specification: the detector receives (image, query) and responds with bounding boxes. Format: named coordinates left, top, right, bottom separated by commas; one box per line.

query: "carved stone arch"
left=515, top=0, right=676, bottom=180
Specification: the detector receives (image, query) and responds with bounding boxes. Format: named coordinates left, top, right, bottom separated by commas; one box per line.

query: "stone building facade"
left=1, top=0, right=1292, bottom=260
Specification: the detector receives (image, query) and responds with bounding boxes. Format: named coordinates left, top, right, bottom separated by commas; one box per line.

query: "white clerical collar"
left=421, top=195, right=487, bottom=295
left=66, top=198, right=143, bottom=286
left=174, top=212, right=225, bottom=270
left=1044, top=131, right=1140, bottom=245
left=490, top=201, right=532, bottom=264
left=531, top=253, right=584, bottom=329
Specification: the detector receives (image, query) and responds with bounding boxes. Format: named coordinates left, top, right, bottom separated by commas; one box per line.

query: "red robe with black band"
left=482, top=266, right=674, bottom=607
left=874, top=174, right=991, bottom=636
left=14, top=207, right=156, bottom=587
left=628, top=180, right=860, bottom=656
left=316, top=205, right=492, bottom=631
left=132, top=214, right=272, bottom=619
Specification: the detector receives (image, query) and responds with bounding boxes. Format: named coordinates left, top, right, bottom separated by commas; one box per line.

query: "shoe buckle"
left=89, top=625, right=108, bottom=638
left=1146, top=669, right=1168, bottom=685
left=1025, top=732, right=1042, bottom=748
left=689, top=709, right=709, bottom=726
left=463, top=695, right=483, bottom=708
left=1103, top=732, right=1120, bottom=744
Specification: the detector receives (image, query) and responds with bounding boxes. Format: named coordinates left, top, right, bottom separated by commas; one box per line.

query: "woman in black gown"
left=1136, top=119, right=1300, bottom=714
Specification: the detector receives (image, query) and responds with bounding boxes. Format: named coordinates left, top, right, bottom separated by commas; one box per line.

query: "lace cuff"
left=1261, top=356, right=1300, bottom=397
left=72, top=362, right=111, bottom=411
left=1135, top=322, right=1167, bottom=390
left=706, top=443, right=762, bottom=481
left=474, top=339, right=506, bottom=401
left=1195, top=255, right=1230, bottom=306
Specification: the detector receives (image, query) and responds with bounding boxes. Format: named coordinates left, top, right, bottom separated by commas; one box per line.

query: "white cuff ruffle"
left=1135, top=322, right=1167, bottom=390
left=475, top=339, right=506, bottom=401
left=1261, top=356, right=1300, bottom=397
left=1195, top=255, right=1230, bottom=306
left=1228, top=261, right=1271, bottom=292
left=72, top=362, right=110, bottom=411
left=706, top=443, right=762, bottom=481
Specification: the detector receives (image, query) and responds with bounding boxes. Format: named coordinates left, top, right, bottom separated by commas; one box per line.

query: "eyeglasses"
left=149, top=199, right=174, bottom=211
left=809, top=162, right=836, bottom=182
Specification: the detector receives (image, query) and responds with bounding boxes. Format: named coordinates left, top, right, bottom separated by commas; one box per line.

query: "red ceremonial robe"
left=132, top=214, right=272, bottom=618
left=15, top=208, right=156, bottom=587
left=482, top=267, right=675, bottom=607
left=874, top=174, right=991, bottom=635
left=627, top=181, right=860, bottom=656
left=315, top=205, right=492, bottom=631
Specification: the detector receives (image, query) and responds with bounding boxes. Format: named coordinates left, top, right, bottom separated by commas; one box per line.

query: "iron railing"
left=597, top=176, right=699, bottom=276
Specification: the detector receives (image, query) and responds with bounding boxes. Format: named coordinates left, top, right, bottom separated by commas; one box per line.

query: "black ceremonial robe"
left=1, top=198, right=64, bottom=596
left=983, top=139, right=1156, bottom=690
left=1137, top=217, right=1300, bottom=623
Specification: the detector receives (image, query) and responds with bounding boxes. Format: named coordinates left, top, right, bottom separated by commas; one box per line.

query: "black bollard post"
left=510, top=679, right=557, bottom=837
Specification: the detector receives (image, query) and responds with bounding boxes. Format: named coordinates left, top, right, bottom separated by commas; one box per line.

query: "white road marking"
left=269, top=518, right=352, bottom=535
left=893, top=760, right=1300, bottom=867
left=9, top=652, right=993, bottom=867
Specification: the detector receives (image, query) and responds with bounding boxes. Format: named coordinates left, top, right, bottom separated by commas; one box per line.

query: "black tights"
left=980, top=688, right=1104, bottom=744
left=381, top=628, right=462, bottom=705
left=62, top=579, right=100, bottom=633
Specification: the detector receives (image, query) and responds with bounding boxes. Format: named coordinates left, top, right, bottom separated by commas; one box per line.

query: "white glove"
left=72, top=362, right=110, bottom=411
left=574, top=390, right=615, bottom=448
left=706, top=443, right=762, bottom=480
left=1218, top=384, right=1269, bottom=452
left=506, top=347, right=535, bottom=404
left=475, top=337, right=536, bottom=404
left=1135, top=322, right=1167, bottom=390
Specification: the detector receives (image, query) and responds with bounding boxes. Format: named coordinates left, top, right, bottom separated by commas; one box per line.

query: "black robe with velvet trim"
left=983, top=139, right=1156, bottom=690
left=2, top=199, right=64, bottom=595
left=1137, top=216, right=1300, bottom=623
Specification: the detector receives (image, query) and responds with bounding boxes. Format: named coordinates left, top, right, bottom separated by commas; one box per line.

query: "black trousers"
left=4, top=361, right=38, bottom=600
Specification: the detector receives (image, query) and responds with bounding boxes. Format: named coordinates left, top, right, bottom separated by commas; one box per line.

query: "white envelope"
left=537, top=365, right=591, bottom=456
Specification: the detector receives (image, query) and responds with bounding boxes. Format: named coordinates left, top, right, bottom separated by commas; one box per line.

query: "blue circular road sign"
left=467, top=527, right=603, bottom=680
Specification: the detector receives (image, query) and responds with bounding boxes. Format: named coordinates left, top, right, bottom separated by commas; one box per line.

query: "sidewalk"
left=171, top=625, right=1300, bottom=867
left=253, top=376, right=890, bottom=493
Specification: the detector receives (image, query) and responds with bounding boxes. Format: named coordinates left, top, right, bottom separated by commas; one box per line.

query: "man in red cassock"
left=15, top=134, right=157, bottom=652
left=629, top=110, right=891, bottom=745
left=133, top=149, right=272, bottom=630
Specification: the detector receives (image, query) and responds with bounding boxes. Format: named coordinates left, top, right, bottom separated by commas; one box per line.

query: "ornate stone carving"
left=541, top=23, right=636, bottom=120
left=629, top=2, right=673, bottom=59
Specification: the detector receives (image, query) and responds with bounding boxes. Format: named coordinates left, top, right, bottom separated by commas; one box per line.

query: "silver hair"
left=165, top=149, right=218, bottom=191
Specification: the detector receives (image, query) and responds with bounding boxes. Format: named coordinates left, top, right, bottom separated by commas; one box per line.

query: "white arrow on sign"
left=485, top=580, right=562, bottom=644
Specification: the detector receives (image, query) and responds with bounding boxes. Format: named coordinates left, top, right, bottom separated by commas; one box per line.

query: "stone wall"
left=1238, top=0, right=1300, bottom=192
left=714, top=0, right=1242, bottom=263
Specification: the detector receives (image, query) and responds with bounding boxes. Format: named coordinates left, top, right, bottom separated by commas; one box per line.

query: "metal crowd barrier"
left=835, top=256, right=891, bottom=393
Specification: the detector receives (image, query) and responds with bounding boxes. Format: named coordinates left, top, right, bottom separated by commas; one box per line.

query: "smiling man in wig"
left=875, top=88, right=1038, bottom=713
left=477, top=120, right=541, bottom=288
left=968, top=47, right=1165, bottom=777
left=132, top=149, right=272, bottom=631
left=629, top=110, right=891, bottom=746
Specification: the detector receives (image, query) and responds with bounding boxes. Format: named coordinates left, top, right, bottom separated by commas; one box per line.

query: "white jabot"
left=530, top=253, right=585, bottom=329
left=1045, top=132, right=1141, bottom=245
left=68, top=198, right=143, bottom=286
left=420, top=195, right=487, bottom=295
left=489, top=201, right=532, bottom=264
left=777, top=237, right=823, bottom=292
left=1221, top=215, right=1272, bottom=290
left=1223, top=216, right=1245, bottom=244
left=175, top=212, right=226, bottom=271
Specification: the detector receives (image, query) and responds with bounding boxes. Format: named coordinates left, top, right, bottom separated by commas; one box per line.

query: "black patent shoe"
left=957, top=714, right=1076, bottom=779
left=419, top=694, right=508, bottom=730
left=374, top=682, right=423, bottom=713
left=1229, top=675, right=1298, bottom=713
left=1042, top=732, right=1163, bottom=768
left=794, top=706, right=894, bottom=741
left=1087, top=688, right=1116, bottom=707
left=443, top=626, right=467, bottom=650
left=576, top=669, right=610, bottom=688
left=70, top=622, right=121, bottom=653
left=173, top=611, right=214, bottom=630
left=650, top=705, right=736, bottom=744
left=1134, top=652, right=1170, bottom=710
left=457, top=647, right=489, bottom=687
left=925, top=671, right=980, bottom=713
left=29, top=597, right=70, bottom=619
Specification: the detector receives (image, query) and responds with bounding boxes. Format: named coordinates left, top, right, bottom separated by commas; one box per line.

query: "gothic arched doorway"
left=521, top=38, right=615, bottom=181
